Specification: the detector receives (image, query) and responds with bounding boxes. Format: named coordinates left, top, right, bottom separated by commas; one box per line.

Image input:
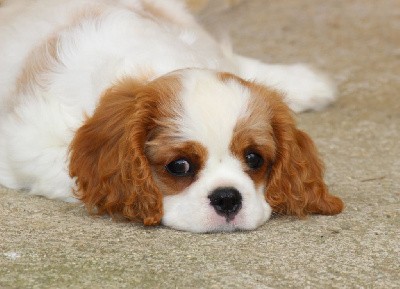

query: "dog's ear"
left=265, top=103, right=344, bottom=217
left=69, top=78, right=168, bottom=225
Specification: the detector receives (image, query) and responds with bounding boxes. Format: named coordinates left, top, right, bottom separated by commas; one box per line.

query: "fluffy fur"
left=0, top=0, right=343, bottom=232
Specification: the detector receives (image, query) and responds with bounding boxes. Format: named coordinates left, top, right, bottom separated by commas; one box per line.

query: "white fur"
left=233, top=55, right=336, bottom=112
left=175, top=70, right=251, bottom=148
left=0, top=0, right=334, bottom=232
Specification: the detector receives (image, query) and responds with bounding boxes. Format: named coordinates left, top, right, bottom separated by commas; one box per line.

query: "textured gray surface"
left=1, top=0, right=399, bottom=288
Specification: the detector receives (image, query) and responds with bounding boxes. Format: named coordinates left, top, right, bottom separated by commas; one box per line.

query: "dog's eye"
left=245, top=152, right=264, bottom=170
left=166, top=159, right=192, bottom=177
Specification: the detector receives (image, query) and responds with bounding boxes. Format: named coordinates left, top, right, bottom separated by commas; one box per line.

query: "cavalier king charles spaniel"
left=0, top=0, right=343, bottom=232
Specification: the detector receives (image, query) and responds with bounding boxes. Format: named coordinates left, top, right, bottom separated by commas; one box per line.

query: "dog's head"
left=69, top=69, right=343, bottom=232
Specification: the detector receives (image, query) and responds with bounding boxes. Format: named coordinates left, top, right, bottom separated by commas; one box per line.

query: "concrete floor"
left=1, top=0, right=399, bottom=288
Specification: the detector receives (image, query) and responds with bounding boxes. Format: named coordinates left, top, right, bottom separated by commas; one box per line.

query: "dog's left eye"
left=245, top=152, right=264, bottom=170
left=165, top=159, right=192, bottom=177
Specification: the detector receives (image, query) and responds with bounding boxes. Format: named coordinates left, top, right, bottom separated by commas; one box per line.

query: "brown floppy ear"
left=69, top=79, right=165, bottom=225
left=266, top=108, right=344, bottom=217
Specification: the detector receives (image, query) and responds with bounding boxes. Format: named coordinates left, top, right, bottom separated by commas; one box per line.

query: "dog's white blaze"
left=177, top=70, right=251, bottom=155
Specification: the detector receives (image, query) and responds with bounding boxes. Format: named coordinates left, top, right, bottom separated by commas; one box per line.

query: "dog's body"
left=0, top=0, right=342, bottom=232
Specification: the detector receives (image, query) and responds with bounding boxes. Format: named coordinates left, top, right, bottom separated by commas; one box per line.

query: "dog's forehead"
left=174, top=70, right=251, bottom=154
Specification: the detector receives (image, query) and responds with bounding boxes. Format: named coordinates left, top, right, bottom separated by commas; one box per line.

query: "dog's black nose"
left=208, top=187, right=242, bottom=219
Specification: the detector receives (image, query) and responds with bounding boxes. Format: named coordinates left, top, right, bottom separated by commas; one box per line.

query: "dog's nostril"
left=208, top=187, right=242, bottom=218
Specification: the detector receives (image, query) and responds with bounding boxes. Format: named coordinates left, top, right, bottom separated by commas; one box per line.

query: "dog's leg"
left=232, top=55, right=336, bottom=112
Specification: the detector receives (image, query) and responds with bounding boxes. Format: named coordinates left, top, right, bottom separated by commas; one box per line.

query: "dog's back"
left=0, top=0, right=226, bottom=199
left=0, top=0, right=84, bottom=112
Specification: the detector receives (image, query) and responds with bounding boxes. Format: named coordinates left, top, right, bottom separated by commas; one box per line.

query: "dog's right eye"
left=166, top=159, right=192, bottom=177
left=245, top=151, right=264, bottom=170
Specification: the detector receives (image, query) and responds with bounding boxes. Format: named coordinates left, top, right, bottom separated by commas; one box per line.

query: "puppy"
left=0, top=0, right=343, bottom=232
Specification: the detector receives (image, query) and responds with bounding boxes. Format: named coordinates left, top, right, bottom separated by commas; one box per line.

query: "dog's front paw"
left=275, top=64, right=336, bottom=113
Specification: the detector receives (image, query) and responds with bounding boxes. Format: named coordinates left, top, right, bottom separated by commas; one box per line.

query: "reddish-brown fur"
left=247, top=82, right=344, bottom=216
left=229, top=111, right=276, bottom=187
left=146, top=140, right=208, bottom=196
left=229, top=81, right=276, bottom=186
left=69, top=76, right=180, bottom=225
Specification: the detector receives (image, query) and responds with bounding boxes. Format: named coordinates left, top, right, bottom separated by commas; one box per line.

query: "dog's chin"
left=161, top=199, right=272, bottom=233
left=162, top=214, right=270, bottom=233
